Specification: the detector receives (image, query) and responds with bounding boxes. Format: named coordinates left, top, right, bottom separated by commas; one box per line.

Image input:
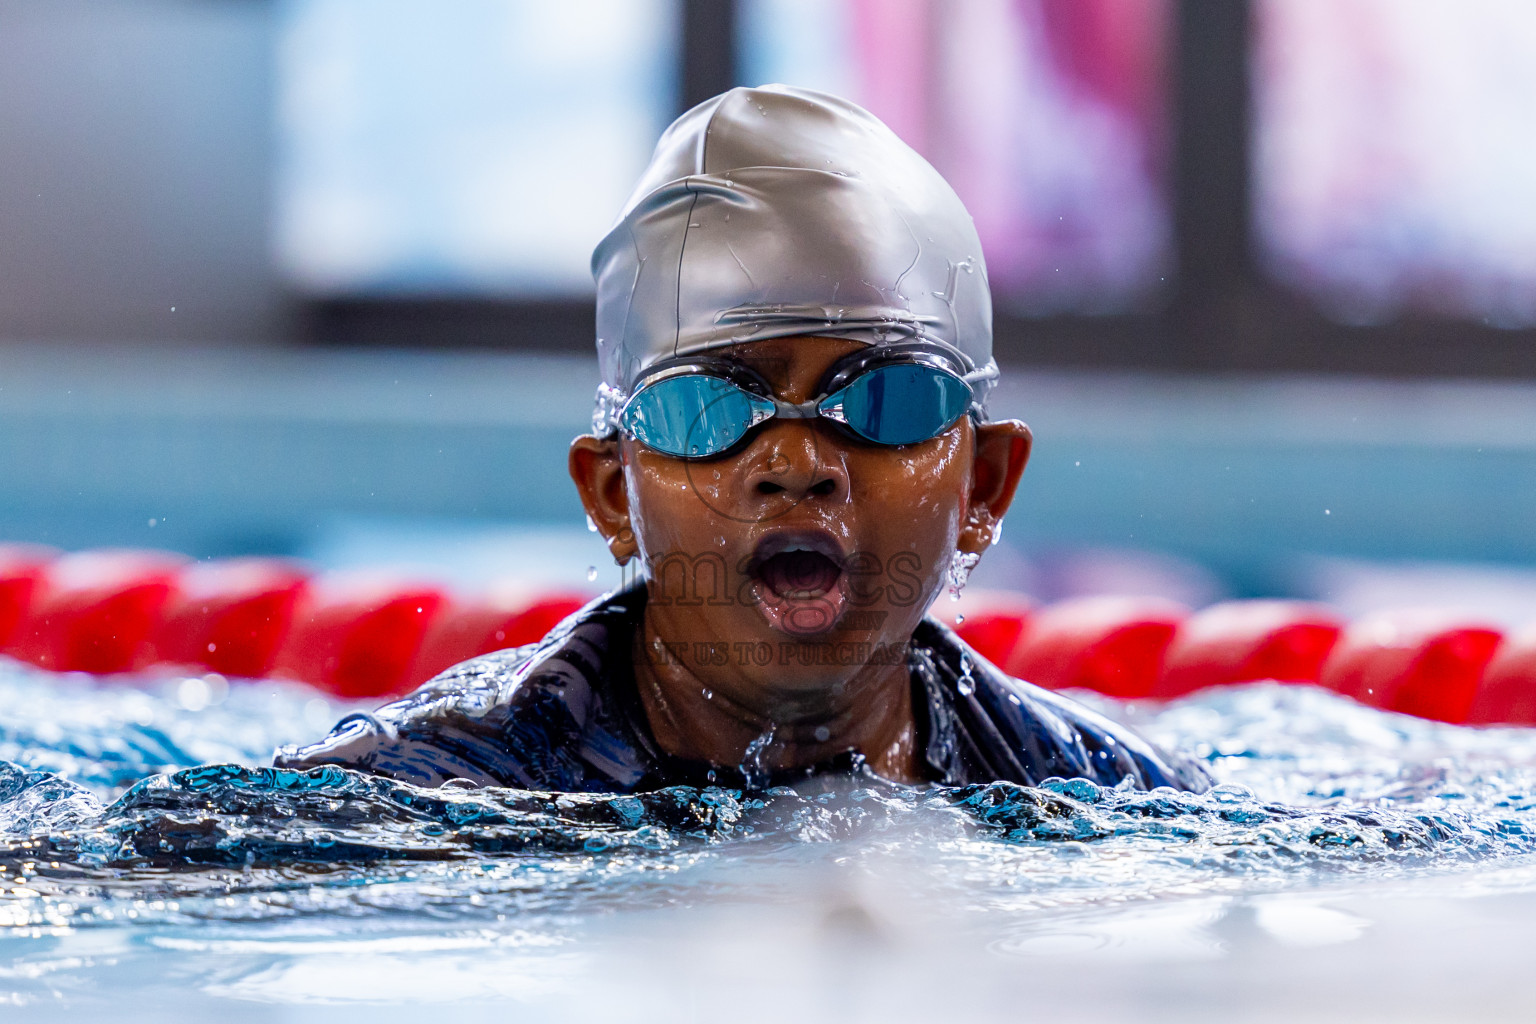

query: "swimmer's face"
left=570, top=335, right=1031, bottom=695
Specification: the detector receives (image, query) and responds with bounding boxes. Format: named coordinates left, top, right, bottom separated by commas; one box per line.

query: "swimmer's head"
left=570, top=87, right=1030, bottom=718
left=589, top=84, right=997, bottom=434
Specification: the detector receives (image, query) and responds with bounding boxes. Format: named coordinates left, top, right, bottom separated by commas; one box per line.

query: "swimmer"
left=275, top=86, right=1209, bottom=793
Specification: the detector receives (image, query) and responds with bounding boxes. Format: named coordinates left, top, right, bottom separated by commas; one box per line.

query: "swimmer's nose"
left=744, top=425, right=847, bottom=503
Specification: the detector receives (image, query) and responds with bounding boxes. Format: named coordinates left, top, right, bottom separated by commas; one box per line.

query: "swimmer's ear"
left=569, top=435, right=638, bottom=564
left=957, top=419, right=1032, bottom=557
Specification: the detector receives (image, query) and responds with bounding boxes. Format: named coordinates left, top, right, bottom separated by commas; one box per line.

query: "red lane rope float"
left=408, top=591, right=592, bottom=688
left=1467, top=628, right=1536, bottom=725
left=1154, top=600, right=1343, bottom=699
left=270, top=580, right=452, bottom=699
left=152, top=559, right=311, bottom=680
left=954, top=609, right=1035, bottom=678
left=1319, top=610, right=1505, bottom=724
left=6, top=549, right=189, bottom=674
left=1009, top=595, right=1188, bottom=698
left=9, top=546, right=1536, bottom=727
left=0, top=545, right=55, bottom=651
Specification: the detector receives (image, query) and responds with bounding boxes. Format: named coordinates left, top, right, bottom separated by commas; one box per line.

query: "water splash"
left=946, top=551, right=979, bottom=601
left=4, top=659, right=1536, bottom=939
left=739, top=727, right=776, bottom=790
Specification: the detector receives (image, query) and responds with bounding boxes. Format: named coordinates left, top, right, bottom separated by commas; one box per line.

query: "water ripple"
left=5, top=658, right=1536, bottom=936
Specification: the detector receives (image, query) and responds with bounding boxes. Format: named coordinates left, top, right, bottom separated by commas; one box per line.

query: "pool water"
left=6, top=658, right=1536, bottom=1021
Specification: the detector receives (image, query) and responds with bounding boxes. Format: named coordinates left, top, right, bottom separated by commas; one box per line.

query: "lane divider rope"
left=2, top=545, right=1533, bottom=723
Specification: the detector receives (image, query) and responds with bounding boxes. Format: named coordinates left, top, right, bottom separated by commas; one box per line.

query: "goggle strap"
left=961, top=364, right=999, bottom=386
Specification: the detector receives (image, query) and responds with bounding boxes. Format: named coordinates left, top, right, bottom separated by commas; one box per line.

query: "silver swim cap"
left=591, top=85, right=996, bottom=434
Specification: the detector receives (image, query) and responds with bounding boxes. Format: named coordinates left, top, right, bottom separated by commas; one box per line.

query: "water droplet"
left=702, top=688, right=713, bottom=700
left=955, top=613, right=965, bottom=625
left=586, top=515, right=599, bottom=533
left=587, top=566, right=598, bottom=581
left=814, top=725, right=831, bottom=742
left=740, top=727, right=776, bottom=789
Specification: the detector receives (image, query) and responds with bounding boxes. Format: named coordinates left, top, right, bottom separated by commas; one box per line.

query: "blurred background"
left=3, top=0, right=1536, bottom=618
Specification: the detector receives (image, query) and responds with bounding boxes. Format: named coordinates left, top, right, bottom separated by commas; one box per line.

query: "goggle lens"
left=827, top=363, right=972, bottom=446
left=622, top=374, right=765, bottom=457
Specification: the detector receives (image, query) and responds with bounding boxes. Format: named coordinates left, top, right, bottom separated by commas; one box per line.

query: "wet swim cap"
left=591, top=85, right=996, bottom=434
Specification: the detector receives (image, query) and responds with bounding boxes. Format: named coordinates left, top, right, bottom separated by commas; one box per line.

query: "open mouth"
left=746, top=533, right=848, bottom=637
left=755, top=548, right=843, bottom=598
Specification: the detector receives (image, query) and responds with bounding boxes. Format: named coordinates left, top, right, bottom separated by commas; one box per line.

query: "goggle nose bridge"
left=746, top=392, right=850, bottom=427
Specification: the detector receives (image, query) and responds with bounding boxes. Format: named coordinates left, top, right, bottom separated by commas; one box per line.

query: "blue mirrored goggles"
left=618, top=358, right=985, bottom=459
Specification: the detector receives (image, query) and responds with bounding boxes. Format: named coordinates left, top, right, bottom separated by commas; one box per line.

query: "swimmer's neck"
left=631, top=608, right=923, bottom=784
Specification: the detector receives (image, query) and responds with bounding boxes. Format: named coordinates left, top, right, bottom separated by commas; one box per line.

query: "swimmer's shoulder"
left=399, top=642, right=547, bottom=712
left=996, top=674, right=1211, bottom=793
left=271, top=642, right=544, bottom=785
left=916, top=616, right=1211, bottom=793
left=276, top=587, right=652, bottom=790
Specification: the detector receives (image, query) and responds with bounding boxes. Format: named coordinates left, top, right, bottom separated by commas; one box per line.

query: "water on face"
left=4, top=658, right=1536, bottom=1021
